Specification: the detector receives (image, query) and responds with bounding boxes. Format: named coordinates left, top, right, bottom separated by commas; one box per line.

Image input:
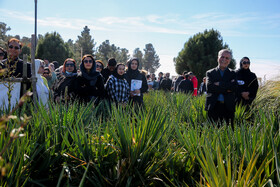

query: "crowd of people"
left=0, top=38, right=259, bottom=127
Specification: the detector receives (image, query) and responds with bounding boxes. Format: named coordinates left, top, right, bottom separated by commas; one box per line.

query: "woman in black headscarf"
left=236, top=57, right=259, bottom=107
left=106, top=63, right=130, bottom=106
left=124, top=58, right=148, bottom=107
left=76, top=54, right=105, bottom=104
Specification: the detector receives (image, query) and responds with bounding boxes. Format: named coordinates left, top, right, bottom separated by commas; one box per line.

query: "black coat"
left=76, top=73, right=105, bottom=103
left=174, top=76, right=184, bottom=92
left=236, top=68, right=258, bottom=105
left=178, top=79, right=194, bottom=94
left=53, top=74, right=78, bottom=103
left=101, top=68, right=112, bottom=84
left=159, top=78, right=172, bottom=91
left=124, top=71, right=148, bottom=105
left=205, top=67, right=237, bottom=112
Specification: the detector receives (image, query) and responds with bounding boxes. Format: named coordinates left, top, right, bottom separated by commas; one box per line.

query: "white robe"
left=35, top=59, right=49, bottom=108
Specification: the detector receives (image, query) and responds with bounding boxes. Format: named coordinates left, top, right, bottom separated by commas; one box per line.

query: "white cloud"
left=1, top=8, right=279, bottom=37
left=250, top=59, right=280, bottom=81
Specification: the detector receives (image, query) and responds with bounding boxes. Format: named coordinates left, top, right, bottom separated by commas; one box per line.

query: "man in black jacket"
left=159, top=72, right=172, bottom=91
left=0, top=38, right=31, bottom=96
left=101, top=58, right=117, bottom=83
left=177, top=73, right=194, bottom=94
left=205, top=49, right=237, bottom=128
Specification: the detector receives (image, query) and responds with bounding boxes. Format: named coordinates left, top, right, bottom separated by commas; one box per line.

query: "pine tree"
left=143, top=43, right=160, bottom=73
left=174, top=29, right=236, bottom=82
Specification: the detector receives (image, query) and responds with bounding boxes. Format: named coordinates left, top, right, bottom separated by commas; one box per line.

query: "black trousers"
left=208, top=102, right=234, bottom=129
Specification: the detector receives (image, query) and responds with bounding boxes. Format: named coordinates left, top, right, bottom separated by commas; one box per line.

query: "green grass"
left=0, top=80, right=279, bottom=186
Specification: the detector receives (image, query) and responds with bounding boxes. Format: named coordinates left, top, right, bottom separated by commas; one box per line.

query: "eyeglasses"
left=84, top=60, right=93, bottom=64
left=43, top=72, right=49, bottom=75
left=65, top=64, right=75, bottom=67
left=242, top=61, right=250, bottom=65
left=8, top=45, right=20, bottom=50
left=220, top=56, right=230, bottom=60
left=0, top=53, right=4, bottom=56
left=96, top=64, right=103, bottom=68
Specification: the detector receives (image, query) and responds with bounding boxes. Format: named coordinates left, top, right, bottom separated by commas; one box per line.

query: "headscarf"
left=80, top=54, right=100, bottom=86
left=112, top=63, right=125, bottom=79
left=126, top=58, right=140, bottom=80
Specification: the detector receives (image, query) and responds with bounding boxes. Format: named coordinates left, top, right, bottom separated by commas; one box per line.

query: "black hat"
left=108, top=58, right=117, bottom=66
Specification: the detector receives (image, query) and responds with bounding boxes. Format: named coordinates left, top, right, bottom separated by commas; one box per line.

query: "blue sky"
left=1, top=0, right=280, bottom=80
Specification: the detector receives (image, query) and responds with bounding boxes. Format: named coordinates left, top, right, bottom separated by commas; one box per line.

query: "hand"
left=134, top=89, right=140, bottom=95
left=130, top=91, right=135, bottom=97
left=241, top=92, right=250, bottom=100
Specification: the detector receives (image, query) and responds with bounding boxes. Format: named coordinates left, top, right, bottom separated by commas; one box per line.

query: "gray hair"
left=218, top=49, right=232, bottom=58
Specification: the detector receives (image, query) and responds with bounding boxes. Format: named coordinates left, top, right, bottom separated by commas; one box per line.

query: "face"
left=37, top=63, right=45, bottom=74
left=130, top=60, right=138, bottom=70
left=49, top=64, right=55, bottom=71
left=96, top=62, right=103, bottom=72
left=8, top=41, right=21, bottom=59
left=158, top=73, right=163, bottom=78
left=241, top=59, right=250, bottom=70
left=152, top=74, right=155, bottom=80
left=166, top=73, right=170, bottom=78
left=108, top=65, right=116, bottom=72
left=83, top=57, right=93, bottom=70
left=65, top=61, right=75, bottom=73
left=117, top=65, right=125, bottom=76
left=43, top=70, right=50, bottom=78
left=218, top=51, right=231, bottom=70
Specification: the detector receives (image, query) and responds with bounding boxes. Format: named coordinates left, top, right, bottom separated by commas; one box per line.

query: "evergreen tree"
left=174, top=29, right=236, bottom=82
left=0, top=22, right=11, bottom=48
left=95, top=40, right=112, bottom=65
left=76, top=26, right=95, bottom=56
left=133, top=48, right=143, bottom=69
left=35, top=32, right=73, bottom=65
left=116, top=48, right=130, bottom=64
left=143, top=43, right=160, bottom=73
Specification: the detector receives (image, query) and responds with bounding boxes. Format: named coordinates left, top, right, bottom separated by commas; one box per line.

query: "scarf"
left=80, top=62, right=100, bottom=86
left=112, top=68, right=125, bottom=79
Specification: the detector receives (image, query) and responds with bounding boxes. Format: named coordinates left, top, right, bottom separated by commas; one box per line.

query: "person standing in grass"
left=236, top=57, right=259, bottom=108
left=188, top=72, right=198, bottom=96
left=159, top=72, right=172, bottom=91
left=177, top=72, right=194, bottom=94
left=0, top=38, right=32, bottom=97
left=53, top=58, right=78, bottom=103
left=76, top=54, right=105, bottom=104
left=198, top=77, right=207, bottom=95
left=106, top=63, right=130, bottom=106
left=35, top=59, right=49, bottom=108
left=205, top=49, right=237, bottom=128
left=124, top=58, right=148, bottom=108
left=101, top=58, right=117, bottom=83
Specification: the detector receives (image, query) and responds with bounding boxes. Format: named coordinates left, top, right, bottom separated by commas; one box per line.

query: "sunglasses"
left=65, top=64, right=75, bottom=67
left=0, top=53, right=4, bottom=56
left=84, top=60, right=93, bottom=64
left=43, top=72, right=49, bottom=75
left=8, top=45, right=20, bottom=50
left=242, top=61, right=250, bottom=65
left=96, top=64, right=103, bottom=68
